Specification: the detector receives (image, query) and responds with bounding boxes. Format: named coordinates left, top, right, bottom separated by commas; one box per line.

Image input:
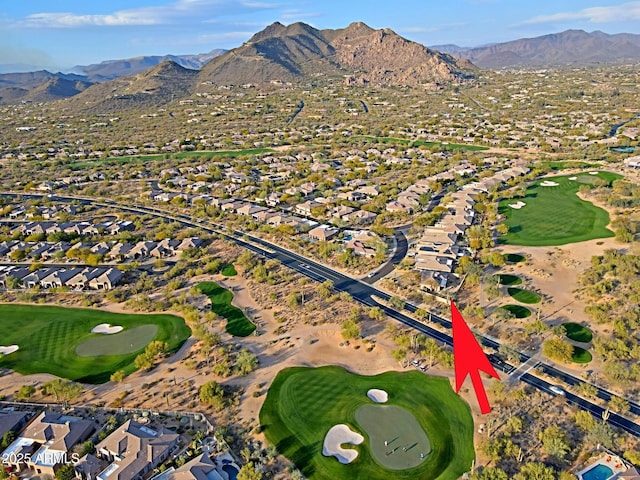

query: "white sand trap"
left=509, top=201, right=526, bottom=209
left=0, top=345, right=19, bottom=355
left=569, top=176, right=577, bottom=180
left=367, top=388, right=389, bottom=403
left=91, top=323, right=123, bottom=334
left=322, top=424, right=364, bottom=464
left=589, top=171, right=599, bottom=175
left=540, top=180, right=559, bottom=187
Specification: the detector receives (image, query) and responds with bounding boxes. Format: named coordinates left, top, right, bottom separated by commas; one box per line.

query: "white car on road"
left=549, top=385, right=565, bottom=396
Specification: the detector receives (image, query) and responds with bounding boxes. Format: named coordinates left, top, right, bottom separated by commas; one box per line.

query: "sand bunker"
left=367, top=388, right=389, bottom=403
left=91, top=323, right=123, bottom=334
left=589, top=171, right=599, bottom=175
left=540, top=181, right=559, bottom=187
left=569, top=176, right=577, bottom=180
left=0, top=345, right=19, bottom=355
left=322, top=424, right=364, bottom=464
left=509, top=201, right=526, bottom=209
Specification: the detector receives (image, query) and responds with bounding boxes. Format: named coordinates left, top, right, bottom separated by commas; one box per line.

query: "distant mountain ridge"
left=73, top=49, right=226, bottom=82
left=196, top=21, right=473, bottom=88
left=434, top=29, right=640, bottom=68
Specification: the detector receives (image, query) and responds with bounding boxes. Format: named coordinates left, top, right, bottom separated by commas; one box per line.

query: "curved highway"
left=3, top=191, right=640, bottom=438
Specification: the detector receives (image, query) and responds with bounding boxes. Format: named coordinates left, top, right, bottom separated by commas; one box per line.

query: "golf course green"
left=259, top=366, right=474, bottom=480
left=0, top=304, right=190, bottom=383
left=562, top=323, right=594, bottom=343
left=507, top=288, right=541, bottom=304
left=499, top=304, right=532, bottom=319
left=499, top=172, right=622, bottom=246
left=572, top=347, right=593, bottom=364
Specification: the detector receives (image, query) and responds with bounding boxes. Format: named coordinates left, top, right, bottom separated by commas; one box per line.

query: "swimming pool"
left=580, top=463, right=614, bottom=480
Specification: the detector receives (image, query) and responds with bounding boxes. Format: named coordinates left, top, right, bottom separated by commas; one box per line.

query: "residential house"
left=107, top=242, right=134, bottom=261
left=76, top=420, right=178, bottom=480
left=0, top=409, right=30, bottom=439
left=265, top=192, right=282, bottom=206
left=21, top=268, right=58, bottom=289
left=88, top=268, right=124, bottom=290
left=40, top=267, right=85, bottom=289
left=3, top=411, right=95, bottom=476
left=342, top=210, right=377, bottom=225
left=66, top=268, right=104, bottom=291
left=295, top=200, right=322, bottom=217
left=308, top=225, right=339, bottom=242
left=126, top=242, right=157, bottom=260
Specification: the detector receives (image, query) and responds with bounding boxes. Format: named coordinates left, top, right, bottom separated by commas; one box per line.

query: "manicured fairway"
left=499, top=305, right=532, bottom=319
left=572, top=347, right=593, bottom=364
left=498, top=172, right=622, bottom=246
left=495, top=274, right=522, bottom=286
left=0, top=304, right=190, bottom=383
left=259, top=366, right=474, bottom=480
left=195, top=281, right=256, bottom=336
left=562, top=323, right=593, bottom=343
left=507, top=288, right=541, bottom=304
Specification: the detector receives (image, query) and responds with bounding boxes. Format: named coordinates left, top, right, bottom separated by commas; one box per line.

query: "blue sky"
left=3, top=0, right=640, bottom=70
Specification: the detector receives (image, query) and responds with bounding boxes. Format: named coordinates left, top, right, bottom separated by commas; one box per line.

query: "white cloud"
left=280, top=9, right=320, bottom=20
left=521, top=1, right=640, bottom=25
left=16, top=0, right=279, bottom=29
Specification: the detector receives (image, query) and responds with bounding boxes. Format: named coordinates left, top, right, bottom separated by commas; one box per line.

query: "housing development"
left=1, top=8, right=640, bottom=480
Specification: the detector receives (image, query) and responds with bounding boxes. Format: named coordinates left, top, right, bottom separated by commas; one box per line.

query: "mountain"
left=0, top=71, right=93, bottom=105
left=74, top=49, right=226, bottom=82
left=197, top=21, right=474, bottom=88
left=442, top=30, right=640, bottom=68
left=65, top=61, right=198, bottom=112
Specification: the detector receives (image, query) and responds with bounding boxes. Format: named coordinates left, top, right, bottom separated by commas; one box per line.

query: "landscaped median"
left=195, top=281, right=256, bottom=337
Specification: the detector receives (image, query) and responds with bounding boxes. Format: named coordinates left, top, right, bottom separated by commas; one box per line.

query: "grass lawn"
left=499, top=305, right=532, bottom=319
left=498, top=172, right=622, bottom=246
left=0, top=304, right=190, bottom=383
left=572, top=347, right=593, bottom=364
left=562, top=323, right=593, bottom=343
left=495, top=274, right=522, bottom=286
left=260, top=366, right=474, bottom=480
left=195, top=281, right=256, bottom=336
left=504, top=253, right=526, bottom=263
left=221, top=264, right=238, bottom=277
left=507, top=288, right=541, bottom=304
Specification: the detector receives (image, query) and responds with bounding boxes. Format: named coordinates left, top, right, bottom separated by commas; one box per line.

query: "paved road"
left=4, top=191, right=640, bottom=438
left=362, top=228, right=408, bottom=284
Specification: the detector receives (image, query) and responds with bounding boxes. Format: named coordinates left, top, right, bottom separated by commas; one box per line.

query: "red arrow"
left=451, top=300, right=500, bottom=414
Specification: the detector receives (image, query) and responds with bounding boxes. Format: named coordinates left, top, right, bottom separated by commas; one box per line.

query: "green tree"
left=235, top=349, right=258, bottom=376
left=513, top=462, right=555, bottom=480
left=341, top=319, right=361, bottom=340
left=540, top=426, right=570, bottom=461
left=55, top=464, right=76, bottom=480
left=199, top=381, right=226, bottom=411
left=317, top=280, right=334, bottom=299
left=368, top=306, right=384, bottom=321
left=470, top=468, right=508, bottom=480
left=237, top=462, right=262, bottom=480
left=389, top=296, right=405, bottom=310
left=110, top=370, right=126, bottom=383
left=16, top=384, right=36, bottom=400
left=542, top=338, right=574, bottom=363
left=42, top=379, right=83, bottom=404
